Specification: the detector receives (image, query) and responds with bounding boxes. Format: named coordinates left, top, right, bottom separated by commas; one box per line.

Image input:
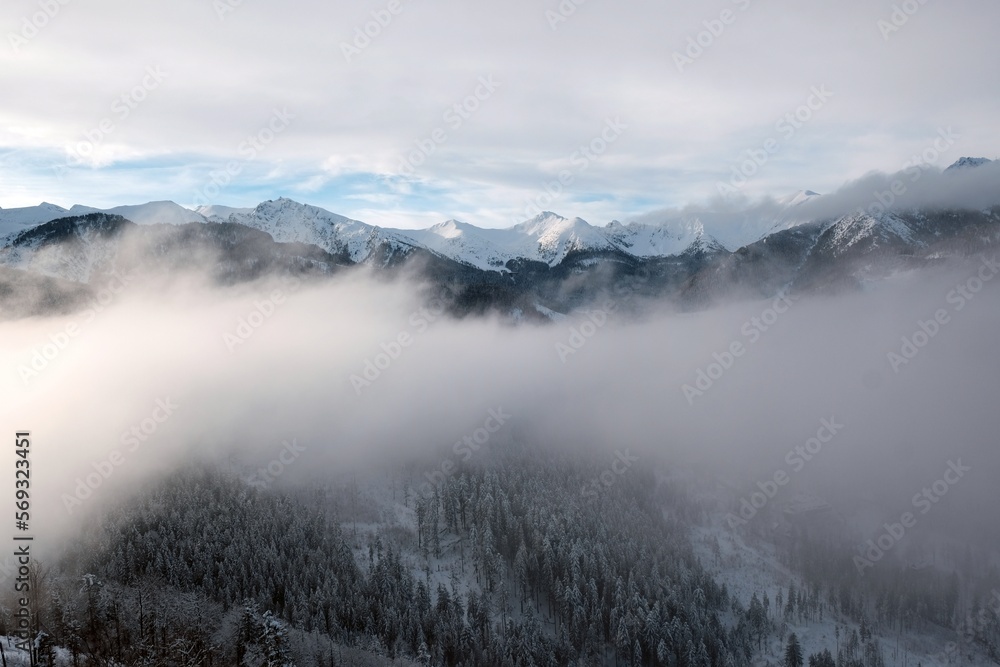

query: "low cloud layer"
left=795, top=159, right=1000, bottom=220
left=631, top=159, right=1000, bottom=248
left=2, top=256, right=999, bottom=567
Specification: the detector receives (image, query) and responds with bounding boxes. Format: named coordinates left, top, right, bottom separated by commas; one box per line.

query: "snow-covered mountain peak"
left=511, top=210, right=566, bottom=229
left=0, top=202, right=72, bottom=239
left=37, top=202, right=67, bottom=212
left=423, top=219, right=480, bottom=239
left=249, top=197, right=357, bottom=225
left=384, top=221, right=503, bottom=270
left=512, top=212, right=600, bottom=241
left=386, top=212, right=620, bottom=271
left=603, top=215, right=717, bottom=258
left=511, top=212, right=613, bottom=262
left=825, top=209, right=917, bottom=255
left=665, top=216, right=706, bottom=238
left=195, top=204, right=254, bottom=222
left=945, top=157, right=993, bottom=172
left=67, top=204, right=101, bottom=216
left=0, top=202, right=68, bottom=219
left=217, top=198, right=392, bottom=262
left=779, top=190, right=822, bottom=207
left=214, top=197, right=425, bottom=265
left=67, top=201, right=206, bottom=226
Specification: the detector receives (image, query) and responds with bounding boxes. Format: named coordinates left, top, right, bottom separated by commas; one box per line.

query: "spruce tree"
left=784, top=632, right=803, bottom=667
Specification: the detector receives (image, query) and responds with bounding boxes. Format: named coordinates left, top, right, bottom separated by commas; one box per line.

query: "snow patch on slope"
left=388, top=212, right=616, bottom=271
left=605, top=217, right=716, bottom=257
left=0, top=202, right=69, bottom=240
left=195, top=204, right=254, bottom=222
left=219, top=198, right=419, bottom=264
left=0, top=220, right=121, bottom=283
left=826, top=210, right=918, bottom=254
left=67, top=201, right=207, bottom=226
left=945, top=157, right=993, bottom=172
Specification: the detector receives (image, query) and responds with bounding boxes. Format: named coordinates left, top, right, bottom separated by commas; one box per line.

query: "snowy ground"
left=692, top=520, right=994, bottom=667
left=0, top=637, right=73, bottom=667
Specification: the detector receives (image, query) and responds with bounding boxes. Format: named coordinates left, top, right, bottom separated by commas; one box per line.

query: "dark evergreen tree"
left=785, top=632, right=803, bottom=667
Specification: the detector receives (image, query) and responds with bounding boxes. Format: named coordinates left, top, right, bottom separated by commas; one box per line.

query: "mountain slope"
left=67, top=200, right=208, bottom=225
left=793, top=207, right=1000, bottom=292
left=390, top=212, right=619, bottom=271
left=0, top=213, right=129, bottom=282
left=0, top=193, right=822, bottom=275
left=206, top=197, right=424, bottom=266
left=0, top=202, right=70, bottom=239
left=605, top=216, right=722, bottom=258
left=0, top=213, right=359, bottom=286
left=945, top=156, right=993, bottom=172
left=1, top=167, right=998, bottom=318
left=195, top=204, right=255, bottom=221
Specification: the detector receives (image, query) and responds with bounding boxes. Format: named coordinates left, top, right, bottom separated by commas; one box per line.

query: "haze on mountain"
left=1, top=156, right=996, bottom=272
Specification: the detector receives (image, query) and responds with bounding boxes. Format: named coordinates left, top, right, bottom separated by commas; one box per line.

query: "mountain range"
left=0, top=191, right=822, bottom=271
left=1, top=157, right=997, bottom=320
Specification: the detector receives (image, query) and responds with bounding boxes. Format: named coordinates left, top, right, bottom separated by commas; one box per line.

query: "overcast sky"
left=1, top=0, right=997, bottom=228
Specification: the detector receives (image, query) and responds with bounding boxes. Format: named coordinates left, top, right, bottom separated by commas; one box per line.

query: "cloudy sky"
left=1, top=0, right=997, bottom=229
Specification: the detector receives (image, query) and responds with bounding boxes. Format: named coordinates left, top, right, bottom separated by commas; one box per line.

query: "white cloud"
left=0, top=0, right=997, bottom=228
